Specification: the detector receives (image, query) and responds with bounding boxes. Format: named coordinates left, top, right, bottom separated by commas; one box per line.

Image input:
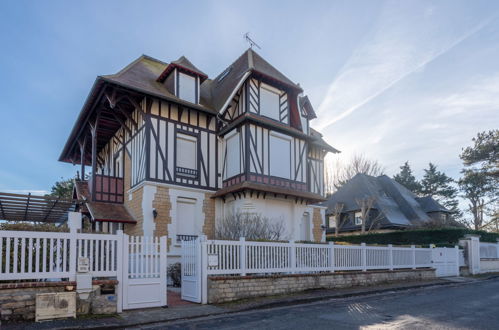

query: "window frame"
left=178, top=72, right=197, bottom=103
left=269, top=132, right=292, bottom=179
left=259, top=83, right=281, bottom=121
left=354, top=211, right=363, bottom=226
left=175, top=130, right=199, bottom=180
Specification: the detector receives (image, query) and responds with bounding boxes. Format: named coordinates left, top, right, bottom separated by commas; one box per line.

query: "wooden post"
left=90, top=116, right=99, bottom=201
left=361, top=243, right=367, bottom=272
left=411, top=245, right=416, bottom=269
left=240, top=237, right=247, bottom=276
left=78, top=135, right=87, bottom=180
left=388, top=244, right=393, bottom=271
left=116, top=230, right=124, bottom=313
left=329, top=241, right=335, bottom=272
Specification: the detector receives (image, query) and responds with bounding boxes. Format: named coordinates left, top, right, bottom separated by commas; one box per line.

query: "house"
left=323, top=173, right=452, bottom=235
left=59, top=48, right=338, bottom=260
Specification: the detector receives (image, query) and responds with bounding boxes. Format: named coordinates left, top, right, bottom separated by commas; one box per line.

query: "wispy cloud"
left=315, top=3, right=495, bottom=131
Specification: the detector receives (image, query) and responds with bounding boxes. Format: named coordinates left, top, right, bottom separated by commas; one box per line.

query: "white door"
left=181, top=238, right=202, bottom=303
left=431, top=247, right=459, bottom=277
left=122, top=235, right=167, bottom=309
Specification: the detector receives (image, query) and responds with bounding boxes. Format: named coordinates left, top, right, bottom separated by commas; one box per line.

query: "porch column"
left=78, top=135, right=87, bottom=180
left=90, top=116, right=99, bottom=201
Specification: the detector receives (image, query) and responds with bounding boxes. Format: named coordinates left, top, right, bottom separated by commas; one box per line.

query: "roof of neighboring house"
left=323, top=174, right=449, bottom=228
left=74, top=181, right=136, bottom=223
left=416, top=196, right=450, bottom=213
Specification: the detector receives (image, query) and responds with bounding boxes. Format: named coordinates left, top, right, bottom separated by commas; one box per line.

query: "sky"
left=0, top=0, right=498, bottom=195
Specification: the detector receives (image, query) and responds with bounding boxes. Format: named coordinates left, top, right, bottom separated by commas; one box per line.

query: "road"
left=137, top=278, right=499, bottom=330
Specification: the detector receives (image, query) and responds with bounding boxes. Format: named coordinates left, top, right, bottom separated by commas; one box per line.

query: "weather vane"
left=244, top=32, right=261, bottom=49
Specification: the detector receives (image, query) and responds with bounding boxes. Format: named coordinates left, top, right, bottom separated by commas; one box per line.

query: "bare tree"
left=325, top=154, right=385, bottom=194
left=215, top=212, right=286, bottom=241
left=355, top=196, right=383, bottom=233
left=330, top=202, right=345, bottom=236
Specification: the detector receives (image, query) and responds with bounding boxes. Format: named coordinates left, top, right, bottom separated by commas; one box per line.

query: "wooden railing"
left=89, top=174, right=124, bottom=203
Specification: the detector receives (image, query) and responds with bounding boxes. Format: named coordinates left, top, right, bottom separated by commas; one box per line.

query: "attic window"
left=217, top=67, right=232, bottom=82
left=178, top=72, right=197, bottom=103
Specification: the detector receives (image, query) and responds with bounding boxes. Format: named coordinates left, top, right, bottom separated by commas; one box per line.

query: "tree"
left=393, top=161, right=422, bottom=193
left=47, top=178, right=74, bottom=199
left=329, top=202, right=345, bottom=237
left=420, top=163, right=461, bottom=219
left=458, top=169, right=496, bottom=230
left=355, top=196, right=383, bottom=233
left=461, top=130, right=499, bottom=178
left=325, top=154, right=385, bottom=194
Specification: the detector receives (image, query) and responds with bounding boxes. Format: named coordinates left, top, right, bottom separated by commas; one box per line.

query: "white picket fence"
left=0, top=229, right=120, bottom=281
left=203, top=238, right=433, bottom=276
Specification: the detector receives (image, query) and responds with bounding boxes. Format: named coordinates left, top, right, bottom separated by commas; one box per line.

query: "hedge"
left=327, top=228, right=499, bottom=246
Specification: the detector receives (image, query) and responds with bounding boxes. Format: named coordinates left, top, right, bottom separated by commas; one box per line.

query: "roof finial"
left=244, top=32, right=261, bottom=50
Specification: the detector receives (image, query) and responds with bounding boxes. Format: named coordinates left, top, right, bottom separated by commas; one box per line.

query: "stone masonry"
left=207, top=268, right=435, bottom=303
left=202, top=192, right=216, bottom=239
left=312, top=207, right=323, bottom=242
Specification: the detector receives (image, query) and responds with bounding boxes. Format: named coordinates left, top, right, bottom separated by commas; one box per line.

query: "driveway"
left=137, top=278, right=499, bottom=329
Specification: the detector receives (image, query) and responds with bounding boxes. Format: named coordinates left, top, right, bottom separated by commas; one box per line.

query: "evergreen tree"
left=420, top=163, right=461, bottom=218
left=461, top=129, right=499, bottom=178
left=47, top=178, right=74, bottom=199
left=393, top=161, right=422, bottom=194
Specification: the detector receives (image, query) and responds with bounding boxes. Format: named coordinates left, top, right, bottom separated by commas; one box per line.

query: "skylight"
left=217, top=67, right=232, bottom=82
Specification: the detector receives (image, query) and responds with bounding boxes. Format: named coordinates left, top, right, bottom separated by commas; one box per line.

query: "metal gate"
left=122, top=235, right=167, bottom=309
left=181, top=238, right=202, bottom=303
left=432, top=247, right=459, bottom=277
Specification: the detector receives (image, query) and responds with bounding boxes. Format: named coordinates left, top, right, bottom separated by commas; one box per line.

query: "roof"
left=0, top=192, right=78, bottom=223
left=157, top=55, right=208, bottom=82
left=204, top=48, right=303, bottom=112
left=74, top=181, right=136, bottom=223
left=310, top=128, right=340, bottom=153
left=211, top=181, right=326, bottom=203
left=416, top=196, right=450, bottom=213
left=323, top=174, right=449, bottom=227
left=299, top=95, right=317, bottom=119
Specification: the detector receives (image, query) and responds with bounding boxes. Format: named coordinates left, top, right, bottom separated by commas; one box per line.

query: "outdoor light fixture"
left=152, top=208, right=158, bottom=218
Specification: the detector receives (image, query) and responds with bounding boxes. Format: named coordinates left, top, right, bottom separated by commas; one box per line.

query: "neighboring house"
left=323, top=173, right=452, bottom=235
left=60, top=48, right=338, bottom=259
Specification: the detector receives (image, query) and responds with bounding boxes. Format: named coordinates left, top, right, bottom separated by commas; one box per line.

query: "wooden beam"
left=0, top=200, right=5, bottom=219
left=78, top=134, right=88, bottom=179
left=42, top=198, right=60, bottom=222
left=24, top=193, right=31, bottom=221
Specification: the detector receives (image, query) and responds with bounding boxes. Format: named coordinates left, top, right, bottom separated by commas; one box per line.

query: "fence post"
left=388, top=244, right=393, bottom=271
left=496, top=239, right=499, bottom=259
left=68, top=227, right=77, bottom=281
left=361, top=243, right=367, bottom=271
left=411, top=245, right=416, bottom=269
left=290, top=241, right=296, bottom=274
left=116, top=230, right=124, bottom=313
left=454, top=245, right=460, bottom=276
left=329, top=241, right=335, bottom=273
left=240, top=237, right=246, bottom=276
left=201, top=237, right=208, bottom=304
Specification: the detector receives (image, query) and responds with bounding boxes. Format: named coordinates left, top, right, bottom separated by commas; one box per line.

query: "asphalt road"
left=137, top=279, right=499, bottom=330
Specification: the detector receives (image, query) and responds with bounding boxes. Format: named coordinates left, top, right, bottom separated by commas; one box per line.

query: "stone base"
left=207, top=268, right=436, bottom=303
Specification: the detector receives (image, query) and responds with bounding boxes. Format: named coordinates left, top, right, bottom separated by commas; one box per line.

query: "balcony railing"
left=175, top=166, right=198, bottom=179
left=89, top=174, right=124, bottom=203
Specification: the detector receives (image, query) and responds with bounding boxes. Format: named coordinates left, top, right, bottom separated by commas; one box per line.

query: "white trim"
left=219, top=71, right=251, bottom=114
left=260, top=82, right=283, bottom=95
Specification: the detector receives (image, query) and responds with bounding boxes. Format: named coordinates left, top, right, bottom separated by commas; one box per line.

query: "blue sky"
left=0, top=0, right=498, bottom=194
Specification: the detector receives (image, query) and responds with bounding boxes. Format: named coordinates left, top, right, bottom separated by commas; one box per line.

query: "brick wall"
left=207, top=268, right=435, bottom=303
left=153, top=186, right=173, bottom=251
left=124, top=186, right=144, bottom=236
left=202, top=193, right=216, bottom=239
left=312, top=207, right=323, bottom=242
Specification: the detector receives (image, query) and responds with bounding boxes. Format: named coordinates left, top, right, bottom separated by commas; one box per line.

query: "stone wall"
left=312, top=207, right=323, bottom=242
left=202, top=192, right=216, bottom=239
left=0, top=280, right=117, bottom=322
left=124, top=185, right=144, bottom=236
left=207, top=268, right=435, bottom=303
left=480, top=259, right=499, bottom=273
left=152, top=186, right=173, bottom=249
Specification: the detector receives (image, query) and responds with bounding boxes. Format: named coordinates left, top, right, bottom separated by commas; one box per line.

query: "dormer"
left=157, top=56, right=207, bottom=104
left=298, top=95, right=317, bottom=135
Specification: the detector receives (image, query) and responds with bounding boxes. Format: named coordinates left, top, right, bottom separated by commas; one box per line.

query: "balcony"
left=88, top=174, right=124, bottom=203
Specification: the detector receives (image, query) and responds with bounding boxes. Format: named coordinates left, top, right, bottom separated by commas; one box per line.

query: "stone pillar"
left=464, top=234, right=480, bottom=275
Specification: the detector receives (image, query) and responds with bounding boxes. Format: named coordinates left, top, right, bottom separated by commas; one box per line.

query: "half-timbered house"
left=59, top=49, right=338, bottom=258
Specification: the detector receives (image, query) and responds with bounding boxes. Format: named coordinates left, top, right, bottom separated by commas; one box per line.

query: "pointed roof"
left=203, top=48, right=303, bottom=112
left=157, top=55, right=208, bottom=82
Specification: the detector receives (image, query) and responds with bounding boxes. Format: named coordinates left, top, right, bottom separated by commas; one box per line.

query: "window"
left=226, top=132, right=240, bottom=178
left=354, top=212, right=362, bottom=226
left=176, top=197, right=197, bottom=236
left=176, top=133, right=198, bottom=178
left=260, top=84, right=280, bottom=121
left=269, top=133, right=291, bottom=179
left=178, top=73, right=196, bottom=103
left=300, top=212, right=311, bottom=241
left=329, top=216, right=337, bottom=228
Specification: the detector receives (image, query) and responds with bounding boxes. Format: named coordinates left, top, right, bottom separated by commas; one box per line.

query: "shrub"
left=327, top=228, right=499, bottom=246
left=168, top=262, right=181, bottom=287
left=0, top=222, right=69, bottom=232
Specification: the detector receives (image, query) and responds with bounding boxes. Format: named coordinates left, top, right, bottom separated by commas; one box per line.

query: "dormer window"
left=260, top=83, right=280, bottom=121
left=178, top=72, right=197, bottom=103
